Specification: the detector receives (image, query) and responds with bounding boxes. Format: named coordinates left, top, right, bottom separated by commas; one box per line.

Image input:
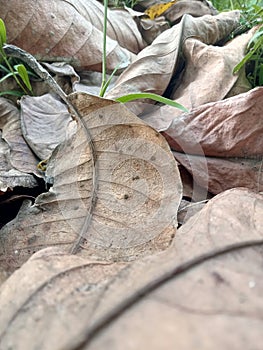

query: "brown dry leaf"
left=65, top=0, right=146, bottom=53
left=0, top=97, right=39, bottom=191
left=142, top=27, right=255, bottom=131
left=165, top=87, right=263, bottom=158
left=0, top=189, right=262, bottom=349
left=0, top=92, right=182, bottom=272
left=137, top=16, right=170, bottom=44
left=136, top=0, right=217, bottom=44
left=173, top=151, right=263, bottom=194
left=0, top=247, right=127, bottom=348
left=163, top=87, right=263, bottom=194
left=106, top=11, right=240, bottom=113
left=0, top=0, right=139, bottom=71
left=164, top=0, right=218, bottom=24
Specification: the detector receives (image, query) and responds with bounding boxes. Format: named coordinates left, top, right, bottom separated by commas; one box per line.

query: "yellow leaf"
left=145, top=1, right=177, bottom=20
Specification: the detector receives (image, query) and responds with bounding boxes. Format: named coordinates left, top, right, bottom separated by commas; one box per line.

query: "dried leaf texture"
left=0, top=189, right=262, bottom=350
left=142, top=17, right=255, bottom=131
left=161, top=87, right=263, bottom=194
left=64, top=0, right=146, bottom=53
left=164, top=0, right=218, bottom=24
left=173, top=152, right=263, bottom=194
left=20, top=94, right=77, bottom=160
left=165, top=87, right=263, bottom=157
left=0, top=0, right=136, bottom=71
left=106, top=11, right=240, bottom=113
left=0, top=93, right=182, bottom=272
left=0, top=247, right=127, bottom=350
left=0, top=98, right=39, bottom=191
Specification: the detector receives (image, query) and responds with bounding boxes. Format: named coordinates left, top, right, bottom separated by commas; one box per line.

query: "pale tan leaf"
left=0, top=247, right=127, bottom=349
left=0, top=189, right=262, bottom=349
left=65, top=0, right=146, bottom=53
left=0, top=93, right=182, bottom=272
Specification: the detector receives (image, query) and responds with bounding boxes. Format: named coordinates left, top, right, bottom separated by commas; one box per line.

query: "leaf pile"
left=0, top=2, right=262, bottom=349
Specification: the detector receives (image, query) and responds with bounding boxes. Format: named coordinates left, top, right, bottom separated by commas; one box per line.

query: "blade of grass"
left=116, top=92, right=189, bottom=112
left=99, top=0, right=109, bottom=97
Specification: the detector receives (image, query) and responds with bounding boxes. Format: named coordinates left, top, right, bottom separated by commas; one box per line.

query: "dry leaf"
left=20, top=93, right=77, bottom=160
left=0, top=97, right=39, bottom=191
left=0, top=93, right=182, bottom=272
left=0, top=189, right=262, bottom=349
left=164, top=87, right=263, bottom=157
left=0, top=0, right=138, bottom=71
left=164, top=0, right=218, bottom=24
left=142, top=23, right=255, bottom=131
left=173, top=151, right=263, bottom=194
left=137, top=16, right=170, bottom=44
left=106, top=11, right=240, bottom=114
left=0, top=247, right=127, bottom=349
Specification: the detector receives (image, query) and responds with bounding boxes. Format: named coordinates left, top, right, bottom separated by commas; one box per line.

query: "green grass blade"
left=0, top=63, right=11, bottom=73
left=14, top=64, right=32, bottom=91
left=0, top=18, right=6, bottom=50
left=115, top=92, right=189, bottom=112
left=0, top=90, right=24, bottom=97
left=0, top=71, right=18, bottom=83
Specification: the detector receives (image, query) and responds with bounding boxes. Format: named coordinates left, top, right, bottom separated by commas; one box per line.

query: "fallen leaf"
left=164, top=0, right=218, bottom=24
left=173, top=151, right=263, bottom=194
left=0, top=189, right=262, bottom=349
left=0, top=97, right=39, bottom=192
left=0, top=247, right=127, bottom=349
left=106, top=11, right=241, bottom=114
left=164, top=87, right=263, bottom=157
left=20, top=93, right=77, bottom=160
left=0, top=92, right=182, bottom=272
left=0, top=0, right=139, bottom=71
left=142, top=25, right=255, bottom=131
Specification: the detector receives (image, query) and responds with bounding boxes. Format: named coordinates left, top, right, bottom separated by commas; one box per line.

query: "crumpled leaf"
left=20, top=93, right=77, bottom=160
left=173, top=151, right=263, bottom=194
left=0, top=92, right=182, bottom=272
left=0, top=189, right=262, bottom=349
left=0, top=0, right=140, bottom=71
left=142, top=25, right=255, bottom=131
left=162, top=87, right=263, bottom=194
left=106, top=11, right=240, bottom=113
left=164, top=0, right=218, bottom=24
left=164, top=87, right=263, bottom=157
left=0, top=97, right=39, bottom=191
left=65, top=0, right=146, bottom=54
left=137, top=16, right=170, bottom=44
left=0, top=247, right=127, bottom=348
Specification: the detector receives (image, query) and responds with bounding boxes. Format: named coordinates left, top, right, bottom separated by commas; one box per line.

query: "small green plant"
left=234, top=26, right=263, bottom=86
left=0, top=18, right=33, bottom=97
left=108, top=0, right=140, bottom=8
left=211, top=0, right=263, bottom=88
left=99, top=0, right=188, bottom=113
